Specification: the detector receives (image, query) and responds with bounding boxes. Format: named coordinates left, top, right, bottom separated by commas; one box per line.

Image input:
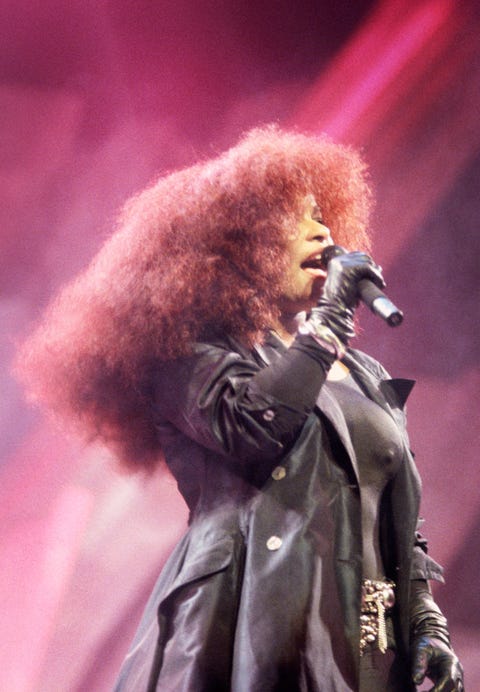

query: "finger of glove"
left=328, top=254, right=385, bottom=289
left=426, top=656, right=463, bottom=691
left=343, top=252, right=386, bottom=289
left=429, top=676, right=459, bottom=692
left=412, top=646, right=428, bottom=685
left=362, top=262, right=386, bottom=289
left=430, top=661, right=465, bottom=692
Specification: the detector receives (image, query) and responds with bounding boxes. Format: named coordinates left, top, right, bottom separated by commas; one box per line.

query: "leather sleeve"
left=151, top=336, right=333, bottom=463
left=411, top=520, right=445, bottom=583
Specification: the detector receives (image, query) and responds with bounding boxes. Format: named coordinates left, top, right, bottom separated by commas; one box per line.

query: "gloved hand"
left=411, top=636, right=464, bottom=691
left=311, top=250, right=385, bottom=344
left=410, top=580, right=464, bottom=691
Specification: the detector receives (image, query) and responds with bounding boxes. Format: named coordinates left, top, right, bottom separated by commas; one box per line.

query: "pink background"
left=1, top=1, right=479, bottom=689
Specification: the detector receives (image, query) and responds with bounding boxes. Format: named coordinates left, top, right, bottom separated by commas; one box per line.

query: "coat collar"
left=343, top=350, right=415, bottom=412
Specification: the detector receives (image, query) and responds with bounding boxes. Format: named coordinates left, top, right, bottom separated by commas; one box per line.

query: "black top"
left=327, top=373, right=404, bottom=578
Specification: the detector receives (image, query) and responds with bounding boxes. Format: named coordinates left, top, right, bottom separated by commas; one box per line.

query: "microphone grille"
left=320, top=244, right=346, bottom=268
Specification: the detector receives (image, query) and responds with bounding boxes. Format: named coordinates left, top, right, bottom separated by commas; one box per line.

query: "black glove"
left=310, top=250, right=385, bottom=344
left=410, top=580, right=464, bottom=691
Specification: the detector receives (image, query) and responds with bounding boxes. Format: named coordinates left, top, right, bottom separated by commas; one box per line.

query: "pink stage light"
left=292, top=0, right=455, bottom=139
left=0, top=483, right=93, bottom=692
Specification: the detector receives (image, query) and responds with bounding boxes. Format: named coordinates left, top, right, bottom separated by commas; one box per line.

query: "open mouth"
left=300, top=255, right=327, bottom=278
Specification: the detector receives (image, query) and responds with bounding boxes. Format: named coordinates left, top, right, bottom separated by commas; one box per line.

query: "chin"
left=288, top=297, right=318, bottom=316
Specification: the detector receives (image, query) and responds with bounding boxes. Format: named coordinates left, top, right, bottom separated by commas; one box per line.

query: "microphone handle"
left=357, top=278, right=403, bottom=327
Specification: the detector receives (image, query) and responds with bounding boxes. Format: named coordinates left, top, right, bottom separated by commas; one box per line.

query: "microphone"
left=320, top=245, right=403, bottom=327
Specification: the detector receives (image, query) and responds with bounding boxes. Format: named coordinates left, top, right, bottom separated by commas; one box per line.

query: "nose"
left=309, top=220, right=332, bottom=246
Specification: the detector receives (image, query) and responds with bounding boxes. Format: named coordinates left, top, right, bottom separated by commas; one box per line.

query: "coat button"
left=263, top=409, right=275, bottom=421
left=266, top=535, right=283, bottom=551
left=271, top=465, right=286, bottom=480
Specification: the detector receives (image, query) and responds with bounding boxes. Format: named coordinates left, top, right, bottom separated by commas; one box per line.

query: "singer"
left=16, top=126, right=463, bottom=691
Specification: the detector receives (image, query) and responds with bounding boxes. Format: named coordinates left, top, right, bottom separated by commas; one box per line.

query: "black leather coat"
left=114, top=333, right=444, bottom=692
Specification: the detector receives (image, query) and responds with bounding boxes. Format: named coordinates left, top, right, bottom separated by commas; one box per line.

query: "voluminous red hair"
left=16, top=125, right=372, bottom=471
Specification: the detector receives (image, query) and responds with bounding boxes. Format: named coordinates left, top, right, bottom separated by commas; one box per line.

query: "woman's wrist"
left=297, top=311, right=346, bottom=359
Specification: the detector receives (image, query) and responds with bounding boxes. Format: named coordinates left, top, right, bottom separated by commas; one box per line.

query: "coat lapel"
left=316, top=385, right=360, bottom=483
left=343, top=350, right=415, bottom=420
left=380, top=378, right=415, bottom=409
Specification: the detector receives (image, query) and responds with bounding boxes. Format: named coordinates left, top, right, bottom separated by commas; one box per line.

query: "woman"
left=17, top=126, right=464, bottom=690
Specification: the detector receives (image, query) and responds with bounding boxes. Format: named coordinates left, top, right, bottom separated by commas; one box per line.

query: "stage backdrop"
left=1, top=0, right=479, bottom=689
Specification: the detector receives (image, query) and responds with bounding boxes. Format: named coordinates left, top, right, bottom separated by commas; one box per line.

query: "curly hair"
left=16, top=125, right=373, bottom=471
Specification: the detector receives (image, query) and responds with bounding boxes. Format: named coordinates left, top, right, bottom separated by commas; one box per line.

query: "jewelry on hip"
left=360, top=578, right=396, bottom=655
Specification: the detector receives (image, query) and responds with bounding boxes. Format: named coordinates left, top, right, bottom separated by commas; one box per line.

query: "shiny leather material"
left=114, top=335, right=443, bottom=692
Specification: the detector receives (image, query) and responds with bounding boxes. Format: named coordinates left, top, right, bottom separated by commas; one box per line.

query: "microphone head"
left=320, top=244, right=346, bottom=268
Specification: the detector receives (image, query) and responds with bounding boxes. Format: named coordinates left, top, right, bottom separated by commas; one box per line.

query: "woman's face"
left=278, top=194, right=333, bottom=315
